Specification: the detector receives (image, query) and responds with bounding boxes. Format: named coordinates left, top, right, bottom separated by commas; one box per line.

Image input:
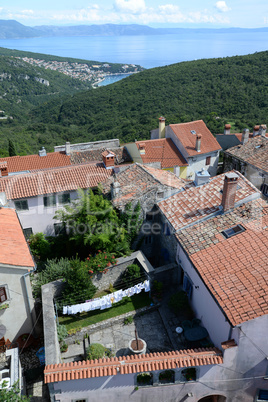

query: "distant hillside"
left=0, top=20, right=268, bottom=39
left=0, top=51, right=268, bottom=156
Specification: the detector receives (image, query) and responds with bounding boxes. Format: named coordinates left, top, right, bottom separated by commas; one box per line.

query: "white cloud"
left=215, top=1, right=231, bottom=13
left=114, top=0, right=146, bottom=14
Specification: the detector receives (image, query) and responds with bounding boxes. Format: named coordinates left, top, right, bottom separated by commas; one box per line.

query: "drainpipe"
left=23, top=271, right=36, bottom=337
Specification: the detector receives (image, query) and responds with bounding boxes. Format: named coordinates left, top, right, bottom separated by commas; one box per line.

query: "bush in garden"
left=86, top=343, right=112, bottom=360
left=84, top=250, right=117, bottom=274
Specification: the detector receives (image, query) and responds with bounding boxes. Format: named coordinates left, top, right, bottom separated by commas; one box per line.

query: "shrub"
left=123, top=316, right=133, bottom=325
left=159, top=370, right=175, bottom=383
left=86, top=343, right=112, bottom=360
left=57, top=324, right=68, bottom=343
left=83, top=251, right=117, bottom=274
left=137, top=372, right=153, bottom=385
left=28, top=232, right=51, bottom=262
left=121, top=264, right=142, bottom=287
left=60, top=342, right=68, bottom=353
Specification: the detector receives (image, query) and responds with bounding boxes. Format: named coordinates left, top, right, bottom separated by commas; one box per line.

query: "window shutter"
left=0, top=287, right=7, bottom=303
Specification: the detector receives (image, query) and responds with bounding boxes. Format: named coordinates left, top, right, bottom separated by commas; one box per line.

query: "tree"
left=8, top=140, right=17, bottom=157
left=0, top=381, right=30, bottom=401
left=54, top=188, right=131, bottom=257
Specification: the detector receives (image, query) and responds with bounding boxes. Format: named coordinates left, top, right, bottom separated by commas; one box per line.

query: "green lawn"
left=59, top=292, right=152, bottom=332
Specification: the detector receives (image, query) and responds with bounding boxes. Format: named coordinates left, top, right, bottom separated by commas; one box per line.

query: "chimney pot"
left=196, top=134, right=202, bottom=152
left=253, top=125, right=260, bottom=137
left=259, top=124, right=267, bottom=137
left=221, top=173, right=239, bottom=212
left=159, top=116, right=166, bottom=139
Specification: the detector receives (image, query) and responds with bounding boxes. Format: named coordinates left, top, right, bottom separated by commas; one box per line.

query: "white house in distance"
left=0, top=162, right=113, bottom=236
left=125, top=117, right=221, bottom=179
left=0, top=207, right=36, bottom=341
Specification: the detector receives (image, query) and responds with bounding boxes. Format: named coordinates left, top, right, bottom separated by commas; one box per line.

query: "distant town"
left=17, top=56, right=142, bottom=86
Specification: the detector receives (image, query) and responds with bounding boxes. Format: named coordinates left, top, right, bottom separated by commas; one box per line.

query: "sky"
left=0, top=0, right=267, bottom=28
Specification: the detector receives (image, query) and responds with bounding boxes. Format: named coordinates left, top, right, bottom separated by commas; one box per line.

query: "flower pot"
left=128, top=338, right=147, bottom=355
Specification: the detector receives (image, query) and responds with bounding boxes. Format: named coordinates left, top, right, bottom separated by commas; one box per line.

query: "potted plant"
left=159, top=370, right=175, bottom=384
left=182, top=368, right=196, bottom=381
left=137, top=372, right=153, bottom=386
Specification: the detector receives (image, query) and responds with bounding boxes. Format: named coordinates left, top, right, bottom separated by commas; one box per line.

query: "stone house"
left=0, top=207, right=36, bottom=341
left=125, top=118, right=221, bottom=179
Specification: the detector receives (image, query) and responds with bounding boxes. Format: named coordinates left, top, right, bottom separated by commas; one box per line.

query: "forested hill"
left=0, top=51, right=268, bottom=155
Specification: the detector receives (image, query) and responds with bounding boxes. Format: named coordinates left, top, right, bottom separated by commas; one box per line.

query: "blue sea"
left=0, top=31, right=267, bottom=85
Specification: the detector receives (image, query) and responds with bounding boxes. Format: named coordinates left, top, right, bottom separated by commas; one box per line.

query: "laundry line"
left=63, top=280, right=150, bottom=315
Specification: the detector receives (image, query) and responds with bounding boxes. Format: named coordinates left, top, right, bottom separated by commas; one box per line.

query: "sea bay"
left=0, top=31, right=267, bottom=70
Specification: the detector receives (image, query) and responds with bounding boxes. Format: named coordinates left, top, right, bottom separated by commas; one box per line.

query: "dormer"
left=102, top=150, right=116, bottom=169
left=0, top=162, right=8, bottom=177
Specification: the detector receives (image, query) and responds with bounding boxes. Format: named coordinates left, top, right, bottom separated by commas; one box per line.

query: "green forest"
left=0, top=49, right=268, bottom=155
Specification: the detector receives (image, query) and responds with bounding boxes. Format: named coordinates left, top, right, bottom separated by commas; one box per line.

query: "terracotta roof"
left=0, top=163, right=113, bottom=200
left=158, top=171, right=259, bottom=232
left=0, top=208, right=35, bottom=267
left=103, top=163, right=185, bottom=208
left=176, top=198, right=268, bottom=326
left=0, top=152, right=71, bottom=173
left=134, top=138, right=188, bottom=168
left=169, top=120, right=221, bottom=156
left=70, top=147, right=132, bottom=165
left=44, top=348, right=223, bottom=383
left=225, top=136, right=268, bottom=172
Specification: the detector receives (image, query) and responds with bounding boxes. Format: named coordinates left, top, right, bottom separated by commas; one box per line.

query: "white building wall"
left=0, top=265, right=35, bottom=341
left=176, top=244, right=231, bottom=348
left=8, top=191, right=78, bottom=235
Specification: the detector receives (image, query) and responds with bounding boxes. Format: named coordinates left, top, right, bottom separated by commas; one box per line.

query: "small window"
left=260, top=183, right=268, bottom=197
left=163, top=223, right=171, bottom=236
left=222, top=224, right=245, bottom=239
left=58, top=193, right=70, bottom=204
left=43, top=195, right=56, bottom=207
left=23, top=228, right=33, bottom=240
left=258, top=390, right=268, bottom=401
left=0, top=286, right=7, bottom=303
left=206, top=156, right=211, bottom=165
left=14, top=200, right=28, bottom=211
left=54, top=223, right=66, bottom=236
left=157, top=191, right=164, bottom=199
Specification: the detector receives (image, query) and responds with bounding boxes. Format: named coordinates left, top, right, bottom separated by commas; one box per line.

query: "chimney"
left=65, top=141, right=71, bottom=155
left=224, top=124, right=231, bottom=135
left=195, top=168, right=210, bottom=186
left=259, top=124, right=267, bottom=137
left=221, top=172, right=239, bottom=212
left=0, top=162, right=8, bottom=177
left=196, top=134, right=202, bottom=152
left=241, top=129, right=249, bottom=145
left=102, top=150, right=115, bottom=169
left=138, top=143, right=145, bottom=155
left=253, top=125, right=260, bottom=137
left=111, top=181, right=120, bottom=198
left=159, top=116, right=166, bottom=139
left=38, top=147, right=47, bottom=157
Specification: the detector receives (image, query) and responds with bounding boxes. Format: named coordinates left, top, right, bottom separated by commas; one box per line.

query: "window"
left=257, top=390, right=268, bottom=401
left=183, top=274, right=193, bottom=298
left=260, top=183, right=268, bottom=197
left=206, top=156, right=211, bottom=165
left=58, top=193, right=70, bottom=204
left=14, top=200, right=28, bottom=211
left=0, top=286, right=8, bottom=303
left=43, top=195, right=56, bottom=207
left=163, top=223, right=171, bottom=236
left=54, top=223, right=66, bottom=236
left=222, top=224, right=245, bottom=239
left=23, top=228, right=33, bottom=240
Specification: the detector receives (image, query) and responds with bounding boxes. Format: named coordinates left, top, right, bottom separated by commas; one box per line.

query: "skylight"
left=222, top=224, right=245, bottom=239
left=190, top=130, right=196, bottom=135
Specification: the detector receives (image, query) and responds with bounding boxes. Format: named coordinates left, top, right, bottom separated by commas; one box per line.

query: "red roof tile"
left=44, top=348, right=223, bottom=383
left=170, top=120, right=221, bottom=156
left=0, top=208, right=35, bottom=267
left=177, top=198, right=268, bottom=326
left=135, top=138, right=188, bottom=168
left=0, top=163, right=113, bottom=200
left=158, top=171, right=258, bottom=232
left=0, top=152, right=71, bottom=173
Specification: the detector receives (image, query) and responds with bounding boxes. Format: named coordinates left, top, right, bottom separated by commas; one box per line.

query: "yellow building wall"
left=179, top=167, right=187, bottom=179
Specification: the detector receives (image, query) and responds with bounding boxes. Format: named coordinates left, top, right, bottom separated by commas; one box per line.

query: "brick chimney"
left=0, top=162, right=8, bottom=177
left=196, top=134, right=202, bottom=152
left=259, top=124, right=267, bottom=137
left=253, top=125, right=260, bottom=137
left=241, top=129, right=249, bottom=145
left=159, top=116, right=166, bottom=139
left=224, top=124, right=231, bottom=135
left=221, top=172, right=239, bottom=212
left=102, top=150, right=115, bottom=169
left=65, top=141, right=71, bottom=155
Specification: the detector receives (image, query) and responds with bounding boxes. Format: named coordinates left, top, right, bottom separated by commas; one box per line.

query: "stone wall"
left=54, top=139, right=120, bottom=153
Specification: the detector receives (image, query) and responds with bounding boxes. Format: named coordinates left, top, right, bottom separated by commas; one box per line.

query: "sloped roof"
left=70, top=147, right=132, bottom=165
left=169, top=120, right=221, bottom=157
left=0, top=152, right=71, bottom=173
left=103, top=163, right=185, bottom=208
left=0, top=208, right=35, bottom=268
left=158, top=171, right=259, bottom=232
left=176, top=198, right=268, bottom=326
left=225, top=136, right=268, bottom=172
left=134, top=138, right=188, bottom=168
left=216, top=135, right=241, bottom=151
left=44, top=348, right=223, bottom=383
left=0, top=163, right=113, bottom=200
